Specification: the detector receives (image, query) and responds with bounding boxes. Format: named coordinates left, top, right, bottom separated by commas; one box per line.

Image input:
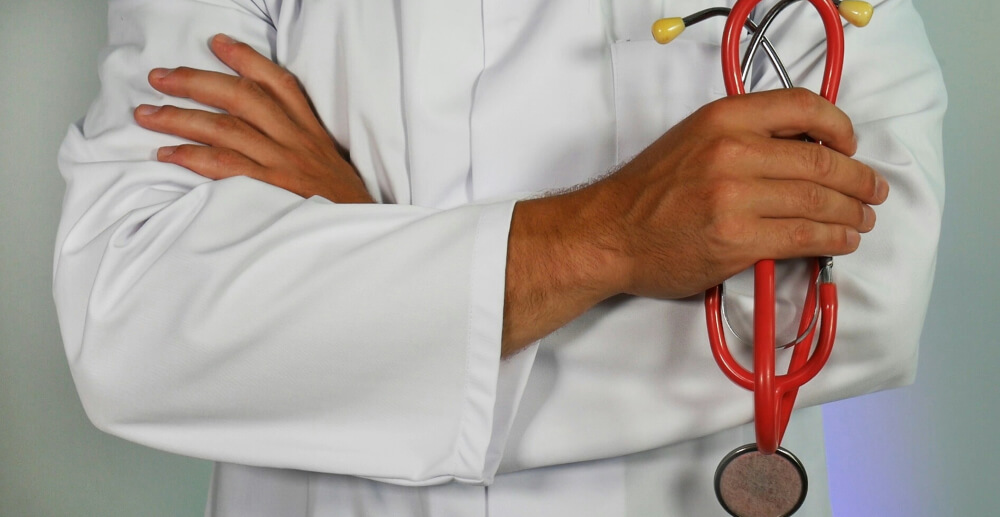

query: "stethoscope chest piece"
left=715, top=444, right=808, bottom=517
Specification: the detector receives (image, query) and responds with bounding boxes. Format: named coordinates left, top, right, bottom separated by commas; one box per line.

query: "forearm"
left=501, top=187, right=624, bottom=356
left=55, top=162, right=516, bottom=483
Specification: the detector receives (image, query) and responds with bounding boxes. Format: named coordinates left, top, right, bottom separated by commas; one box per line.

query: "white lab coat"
left=54, top=0, right=945, bottom=515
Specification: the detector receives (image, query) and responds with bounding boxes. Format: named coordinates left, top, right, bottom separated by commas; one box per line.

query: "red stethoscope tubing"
left=706, top=0, right=844, bottom=455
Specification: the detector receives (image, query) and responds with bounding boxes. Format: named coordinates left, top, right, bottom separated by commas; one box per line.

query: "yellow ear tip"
left=839, top=1, right=873, bottom=27
left=652, top=17, right=686, bottom=44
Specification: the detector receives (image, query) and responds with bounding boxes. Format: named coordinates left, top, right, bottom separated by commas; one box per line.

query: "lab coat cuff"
left=482, top=344, right=539, bottom=484
left=451, top=199, right=536, bottom=484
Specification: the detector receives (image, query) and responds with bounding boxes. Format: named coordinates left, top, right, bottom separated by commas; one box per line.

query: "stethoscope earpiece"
left=651, top=17, right=686, bottom=44
left=838, top=1, right=873, bottom=27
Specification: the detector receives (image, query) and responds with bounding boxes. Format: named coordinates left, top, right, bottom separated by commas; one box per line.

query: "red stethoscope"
left=654, top=1, right=872, bottom=515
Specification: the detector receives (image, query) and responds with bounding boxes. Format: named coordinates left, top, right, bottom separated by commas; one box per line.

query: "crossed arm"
left=134, top=34, right=886, bottom=357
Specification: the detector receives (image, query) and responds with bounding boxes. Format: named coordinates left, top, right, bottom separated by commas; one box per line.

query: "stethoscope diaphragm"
left=714, top=443, right=808, bottom=517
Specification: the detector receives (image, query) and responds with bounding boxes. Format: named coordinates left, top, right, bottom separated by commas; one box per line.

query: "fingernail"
left=157, top=146, right=178, bottom=159
left=215, top=33, right=236, bottom=45
left=862, top=205, right=876, bottom=231
left=135, top=104, right=161, bottom=116
left=875, top=175, right=890, bottom=202
left=846, top=228, right=861, bottom=249
left=150, top=68, right=173, bottom=80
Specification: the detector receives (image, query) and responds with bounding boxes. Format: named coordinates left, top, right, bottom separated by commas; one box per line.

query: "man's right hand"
left=502, top=88, right=888, bottom=355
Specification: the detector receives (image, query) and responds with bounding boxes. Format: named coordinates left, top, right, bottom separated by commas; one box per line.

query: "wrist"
left=516, top=186, right=626, bottom=302
left=501, top=184, right=628, bottom=355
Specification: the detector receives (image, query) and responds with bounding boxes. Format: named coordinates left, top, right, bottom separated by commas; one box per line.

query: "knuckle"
left=706, top=214, right=747, bottom=252
left=788, top=221, right=816, bottom=249
left=211, top=114, right=242, bottom=134
left=164, top=144, right=190, bottom=161
left=169, top=67, right=196, bottom=81
left=150, top=105, right=183, bottom=125
left=211, top=149, right=244, bottom=171
left=300, top=132, right=341, bottom=160
left=234, top=76, right=267, bottom=100
left=261, top=167, right=294, bottom=192
left=298, top=139, right=326, bottom=162
left=288, top=148, right=317, bottom=173
left=788, top=87, right=820, bottom=114
left=697, top=101, right=723, bottom=123
left=800, top=183, right=824, bottom=213
left=705, top=135, right=749, bottom=170
left=230, top=40, right=254, bottom=55
left=714, top=218, right=742, bottom=243
left=699, top=97, right=737, bottom=126
left=273, top=143, right=305, bottom=168
left=807, top=145, right=834, bottom=180
left=274, top=69, right=302, bottom=93
left=705, top=178, right=743, bottom=211
left=153, top=104, right=179, bottom=119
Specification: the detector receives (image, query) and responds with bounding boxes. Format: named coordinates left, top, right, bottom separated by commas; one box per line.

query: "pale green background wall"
left=823, top=2, right=1000, bottom=515
left=0, top=2, right=212, bottom=515
left=0, top=1, right=995, bottom=515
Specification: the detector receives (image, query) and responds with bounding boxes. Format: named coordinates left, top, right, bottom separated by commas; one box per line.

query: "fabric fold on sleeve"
left=53, top=0, right=535, bottom=486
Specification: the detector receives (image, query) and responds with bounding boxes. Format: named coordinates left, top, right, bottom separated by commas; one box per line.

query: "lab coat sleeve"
left=53, top=0, right=520, bottom=486
left=749, top=0, right=946, bottom=403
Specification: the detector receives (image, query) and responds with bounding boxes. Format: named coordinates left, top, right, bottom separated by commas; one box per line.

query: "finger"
left=754, top=219, right=862, bottom=260
left=157, top=144, right=268, bottom=181
left=752, top=179, right=876, bottom=233
left=208, top=34, right=327, bottom=137
left=135, top=104, right=276, bottom=166
left=146, top=66, right=301, bottom=147
left=752, top=137, right=888, bottom=205
left=712, top=88, right=857, bottom=156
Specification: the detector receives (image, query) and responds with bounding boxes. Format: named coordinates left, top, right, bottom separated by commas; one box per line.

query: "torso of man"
left=55, top=0, right=945, bottom=515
